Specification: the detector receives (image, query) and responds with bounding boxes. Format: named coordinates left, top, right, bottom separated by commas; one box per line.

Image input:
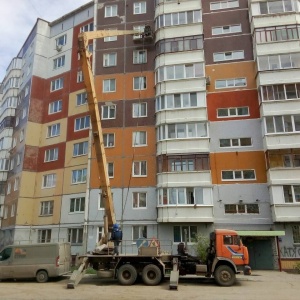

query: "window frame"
left=133, top=76, right=147, bottom=90
left=37, top=229, right=52, bottom=243
left=133, top=1, right=146, bottom=14
left=47, top=123, right=60, bottom=138
left=40, top=200, right=54, bottom=216
left=105, top=5, right=118, bottom=17
left=44, top=148, right=59, bottom=162
left=70, top=197, right=85, bottom=213
left=103, top=53, right=117, bottom=67
left=73, top=141, right=88, bottom=157
left=133, top=131, right=147, bottom=147
left=48, top=99, right=62, bottom=114
left=71, top=168, right=87, bottom=184
left=74, top=116, right=90, bottom=131
left=103, top=78, right=116, bottom=93
left=133, top=192, right=147, bottom=208
left=42, top=174, right=57, bottom=188
left=132, top=161, right=147, bottom=177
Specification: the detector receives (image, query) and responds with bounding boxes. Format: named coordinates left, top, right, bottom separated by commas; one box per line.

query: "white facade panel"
left=156, top=78, right=206, bottom=96
left=257, top=69, right=300, bottom=86
left=157, top=206, right=213, bottom=223
left=157, top=138, right=210, bottom=155
left=261, top=100, right=300, bottom=117
left=267, top=168, right=300, bottom=185
left=156, top=107, right=207, bottom=125
left=264, top=134, right=300, bottom=149
left=256, top=40, right=300, bottom=57
left=157, top=171, right=212, bottom=187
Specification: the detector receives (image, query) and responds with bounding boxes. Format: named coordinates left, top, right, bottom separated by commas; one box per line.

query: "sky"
left=0, top=0, right=91, bottom=81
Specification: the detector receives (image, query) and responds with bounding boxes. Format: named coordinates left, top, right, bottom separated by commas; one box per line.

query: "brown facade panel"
left=23, top=145, right=39, bottom=171
left=207, top=89, right=260, bottom=122
left=37, top=142, right=66, bottom=172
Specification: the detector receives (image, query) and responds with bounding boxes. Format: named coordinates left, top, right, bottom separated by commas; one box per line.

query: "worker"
left=110, top=223, right=122, bottom=255
left=206, top=243, right=216, bottom=277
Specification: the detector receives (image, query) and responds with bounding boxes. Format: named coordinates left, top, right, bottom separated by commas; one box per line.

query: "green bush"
left=192, top=233, right=210, bottom=262
left=294, top=262, right=300, bottom=273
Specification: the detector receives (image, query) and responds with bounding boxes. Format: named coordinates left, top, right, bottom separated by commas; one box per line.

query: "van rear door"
left=59, top=243, right=71, bottom=274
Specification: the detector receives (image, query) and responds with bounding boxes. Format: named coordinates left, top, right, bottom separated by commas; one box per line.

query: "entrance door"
left=244, top=238, right=273, bottom=270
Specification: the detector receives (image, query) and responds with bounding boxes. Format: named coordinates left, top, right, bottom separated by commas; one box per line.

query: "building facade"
left=0, top=0, right=300, bottom=270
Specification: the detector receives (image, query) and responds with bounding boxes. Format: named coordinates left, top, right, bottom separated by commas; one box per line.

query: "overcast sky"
left=0, top=0, right=91, bottom=82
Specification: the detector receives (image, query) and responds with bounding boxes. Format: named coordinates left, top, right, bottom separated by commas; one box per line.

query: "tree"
left=192, top=233, right=210, bottom=262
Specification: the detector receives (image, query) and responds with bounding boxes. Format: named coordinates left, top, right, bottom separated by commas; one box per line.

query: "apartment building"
left=0, top=0, right=299, bottom=270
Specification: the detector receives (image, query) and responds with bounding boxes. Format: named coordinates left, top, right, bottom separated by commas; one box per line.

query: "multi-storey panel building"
left=0, top=0, right=299, bottom=270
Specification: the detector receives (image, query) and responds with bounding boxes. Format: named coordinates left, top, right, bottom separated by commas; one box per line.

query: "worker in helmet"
left=110, top=223, right=122, bottom=255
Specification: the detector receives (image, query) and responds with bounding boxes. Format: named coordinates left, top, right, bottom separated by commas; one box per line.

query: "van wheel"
left=117, top=264, right=137, bottom=285
left=36, top=270, right=49, bottom=283
left=142, top=264, right=162, bottom=286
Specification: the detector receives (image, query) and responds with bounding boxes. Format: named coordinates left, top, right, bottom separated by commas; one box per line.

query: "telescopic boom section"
left=78, top=29, right=140, bottom=242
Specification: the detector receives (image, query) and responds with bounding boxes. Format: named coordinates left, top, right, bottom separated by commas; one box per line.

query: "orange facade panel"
left=94, top=71, right=155, bottom=102
left=206, top=61, right=256, bottom=93
left=210, top=151, right=267, bottom=184
left=207, top=89, right=260, bottom=121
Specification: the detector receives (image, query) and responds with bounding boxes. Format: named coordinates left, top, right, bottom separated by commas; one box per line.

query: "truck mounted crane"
left=67, top=27, right=251, bottom=289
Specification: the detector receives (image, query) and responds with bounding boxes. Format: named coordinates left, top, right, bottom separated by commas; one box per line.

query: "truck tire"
left=117, top=264, right=137, bottom=285
left=142, top=264, right=162, bottom=286
left=214, top=265, right=236, bottom=287
left=36, top=270, right=49, bottom=283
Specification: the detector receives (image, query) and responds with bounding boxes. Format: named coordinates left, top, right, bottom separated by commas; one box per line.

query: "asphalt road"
left=0, top=270, right=299, bottom=300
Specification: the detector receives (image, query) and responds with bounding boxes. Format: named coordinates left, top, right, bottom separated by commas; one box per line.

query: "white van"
left=0, top=243, right=71, bottom=282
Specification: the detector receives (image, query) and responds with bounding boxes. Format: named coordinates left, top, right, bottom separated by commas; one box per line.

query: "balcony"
left=157, top=138, right=210, bottom=155
left=260, top=99, right=300, bottom=117
left=257, top=69, right=300, bottom=86
left=157, top=171, right=211, bottom=187
left=264, top=133, right=300, bottom=149
left=267, top=168, right=300, bottom=185
left=157, top=205, right=214, bottom=223
left=271, top=204, right=300, bottom=222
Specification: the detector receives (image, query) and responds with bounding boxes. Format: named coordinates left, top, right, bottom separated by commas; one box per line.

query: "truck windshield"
left=223, top=235, right=240, bottom=245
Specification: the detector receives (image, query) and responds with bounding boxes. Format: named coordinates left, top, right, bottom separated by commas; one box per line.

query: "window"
left=255, top=25, right=300, bottom=44
left=53, top=55, right=65, bottom=69
left=68, top=228, right=83, bottom=244
left=104, top=28, right=117, bottom=42
left=134, top=2, right=146, bottom=14
left=70, top=197, right=85, bottom=213
left=50, top=78, right=64, bottom=91
left=3, top=206, right=8, bottom=219
left=47, top=123, right=60, bottom=137
left=77, top=71, right=84, bottom=83
left=102, top=105, right=116, bottom=119
left=15, top=116, right=19, bottom=126
left=103, top=53, right=117, bottom=67
left=80, top=22, right=94, bottom=32
left=133, top=161, right=147, bottom=176
left=259, top=0, right=296, bottom=15
left=44, top=148, right=58, bottom=162
left=225, top=204, right=259, bottom=214
left=156, top=35, right=203, bottom=55
left=133, top=25, right=146, bottom=40
left=133, top=76, right=147, bottom=90
left=42, top=174, right=56, bottom=188
left=210, top=0, right=239, bottom=10
left=212, top=24, right=242, bottom=35
left=22, top=108, right=27, bottom=119
left=156, top=92, right=202, bottom=110
left=283, top=154, right=300, bottom=167
left=260, top=83, right=300, bottom=101
left=258, top=53, right=300, bottom=71
left=73, top=141, right=88, bottom=156
left=49, top=100, right=62, bottom=114
left=133, top=102, right=147, bottom=117
left=76, top=92, right=87, bottom=106
left=133, top=192, right=147, bottom=208
left=40, top=200, right=54, bottom=216
left=11, top=204, right=16, bottom=217
left=220, top=138, right=252, bottom=148
left=14, top=177, right=19, bottom=191
left=155, top=10, right=201, bottom=29
left=292, top=225, right=300, bottom=243
left=156, top=63, right=204, bottom=82
left=6, top=183, right=11, bottom=195
left=265, top=115, right=300, bottom=134
left=213, top=50, right=244, bottom=62
left=157, top=122, right=207, bottom=140
left=173, top=226, right=197, bottom=243
left=10, top=159, right=14, bottom=171
left=103, top=79, right=116, bottom=92
left=133, top=50, right=147, bottom=64
left=108, top=162, right=114, bottom=178
left=72, top=168, right=87, bottom=184
left=37, top=229, right=51, bottom=243
left=217, top=106, right=249, bottom=118
left=132, top=225, right=147, bottom=241
left=221, top=170, right=256, bottom=181
left=133, top=131, right=147, bottom=147
left=105, top=5, right=117, bottom=17
left=215, top=78, right=247, bottom=89
left=56, top=35, right=66, bottom=46
left=74, top=116, right=90, bottom=131
left=283, top=185, right=300, bottom=203
left=19, top=130, right=24, bottom=142
left=97, top=227, right=104, bottom=243
left=103, top=133, right=115, bottom=147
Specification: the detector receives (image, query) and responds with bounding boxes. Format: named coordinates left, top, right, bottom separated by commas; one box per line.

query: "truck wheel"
left=36, top=270, right=49, bottom=283
left=142, top=264, right=162, bottom=286
left=117, top=264, right=137, bottom=285
left=214, top=265, right=236, bottom=287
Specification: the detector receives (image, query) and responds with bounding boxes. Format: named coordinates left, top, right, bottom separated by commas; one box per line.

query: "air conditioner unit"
left=56, top=44, right=63, bottom=52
